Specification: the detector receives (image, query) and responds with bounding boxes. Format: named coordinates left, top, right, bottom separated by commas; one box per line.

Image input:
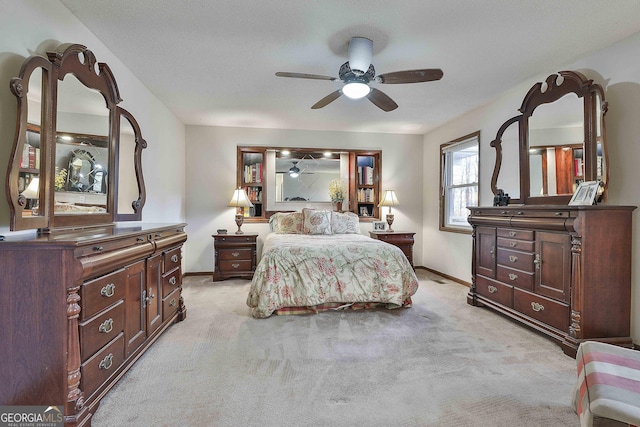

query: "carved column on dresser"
left=565, top=235, right=583, bottom=350
left=66, top=284, right=85, bottom=424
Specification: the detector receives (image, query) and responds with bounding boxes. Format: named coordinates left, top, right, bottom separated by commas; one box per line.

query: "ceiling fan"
left=275, top=37, right=443, bottom=112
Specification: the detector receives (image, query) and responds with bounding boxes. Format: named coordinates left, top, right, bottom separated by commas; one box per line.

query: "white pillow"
left=331, top=211, right=360, bottom=234
left=302, top=208, right=332, bottom=235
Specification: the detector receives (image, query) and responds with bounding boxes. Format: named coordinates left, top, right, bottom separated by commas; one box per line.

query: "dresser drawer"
left=162, top=267, right=182, bottom=298
left=216, top=235, right=256, bottom=245
left=496, top=266, right=534, bottom=291
left=81, top=268, right=127, bottom=320
left=80, top=300, right=125, bottom=361
left=476, top=275, right=513, bottom=308
left=81, top=333, right=125, bottom=399
left=74, top=235, right=149, bottom=258
left=163, top=288, right=180, bottom=321
left=497, top=237, right=534, bottom=252
left=163, top=246, right=182, bottom=273
left=219, top=248, right=253, bottom=261
left=219, top=260, right=252, bottom=273
left=514, top=288, right=569, bottom=332
left=497, top=248, right=534, bottom=273
left=497, top=228, right=534, bottom=241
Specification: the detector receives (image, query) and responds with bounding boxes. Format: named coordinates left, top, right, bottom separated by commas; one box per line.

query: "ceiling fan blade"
left=377, top=69, right=444, bottom=84
left=311, top=90, right=342, bottom=109
left=367, top=88, right=398, bottom=112
left=276, top=72, right=337, bottom=81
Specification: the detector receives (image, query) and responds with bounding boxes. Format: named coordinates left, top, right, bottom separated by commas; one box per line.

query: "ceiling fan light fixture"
left=342, top=81, right=370, bottom=99
left=288, top=161, right=300, bottom=178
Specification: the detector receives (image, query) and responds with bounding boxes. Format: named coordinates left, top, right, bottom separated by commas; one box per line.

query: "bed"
left=246, top=209, right=419, bottom=318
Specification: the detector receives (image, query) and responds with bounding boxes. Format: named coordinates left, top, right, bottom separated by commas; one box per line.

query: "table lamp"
left=378, top=190, right=399, bottom=232
left=228, top=188, right=254, bottom=234
left=20, top=177, right=40, bottom=213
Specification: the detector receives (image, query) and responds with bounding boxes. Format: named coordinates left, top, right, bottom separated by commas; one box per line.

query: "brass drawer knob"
left=98, top=318, right=113, bottom=334
left=509, top=231, right=516, bottom=237
left=169, top=276, right=177, bottom=286
left=169, top=298, right=176, bottom=307
left=232, top=263, right=240, bottom=269
left=100, top=283, right=115, bottom=298
left=508, top=273, right=518, bottom=281
left=488, top=285, right=498, bottom=294
left=509, top=241, right=517, bottom=247
left=231, top=252, right=240, bottom=257
left=171, top=254, right=179, bottom=263
left=509, top=255, right=518, bottom=263
left=99, top=353, right=113, bottom=370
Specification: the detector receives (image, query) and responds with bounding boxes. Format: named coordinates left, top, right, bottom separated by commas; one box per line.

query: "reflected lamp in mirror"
left=20, top=177, right=40, bottom=213
left=228, top=188, right=254, bottom=234
left=378, top=190, right=400, bottom=232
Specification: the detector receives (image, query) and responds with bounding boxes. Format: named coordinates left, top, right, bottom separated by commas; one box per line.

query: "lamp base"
left=235, top=214, right=245, bottom=234
left=386, top=214, right=395, bottom=232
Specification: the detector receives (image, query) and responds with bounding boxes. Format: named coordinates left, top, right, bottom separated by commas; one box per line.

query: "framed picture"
left=373, top=221, right=386, bottom=231
left=359, top=207, right=369, bottom=216
left=569, top=181, right=600, bottom=206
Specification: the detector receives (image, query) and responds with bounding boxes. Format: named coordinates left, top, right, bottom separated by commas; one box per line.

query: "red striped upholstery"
left=572, top=341, right=640, bottom=427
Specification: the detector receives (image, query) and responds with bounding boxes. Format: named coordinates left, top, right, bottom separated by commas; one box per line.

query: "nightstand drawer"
left=219, top=248, right=252, bottom=261
left=219, top=260, right=252, bottom=272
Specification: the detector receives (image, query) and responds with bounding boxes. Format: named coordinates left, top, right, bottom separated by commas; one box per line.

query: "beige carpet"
left=91, top=270, right=579, bottom=427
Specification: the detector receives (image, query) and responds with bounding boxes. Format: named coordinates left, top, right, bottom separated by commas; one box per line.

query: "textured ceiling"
left=59, top=0, right=640, bottom=135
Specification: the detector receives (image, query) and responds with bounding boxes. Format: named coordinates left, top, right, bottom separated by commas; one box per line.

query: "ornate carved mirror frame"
left=7, top=43, right=146, bottom=231
left=490, top=70, right=608, bottom=205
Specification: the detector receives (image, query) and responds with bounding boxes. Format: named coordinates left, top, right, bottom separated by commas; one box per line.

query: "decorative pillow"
left=302, top=208, right=332, bottom=235
left=331, top=211, right=360, bottom=234
left=275, top=211, right=303, bottom=234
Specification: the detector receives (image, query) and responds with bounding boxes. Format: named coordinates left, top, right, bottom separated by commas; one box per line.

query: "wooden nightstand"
left=212, top=233, right=258, bottom=281
left=369, top=231, right=416, bottom=268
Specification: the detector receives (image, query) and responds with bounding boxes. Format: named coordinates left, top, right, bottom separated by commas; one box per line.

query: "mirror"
left=6, top=43, right=147, bottom=231
left=275, top=153, right=340, bottom=202
left=490, top=71, right=608, bottom=205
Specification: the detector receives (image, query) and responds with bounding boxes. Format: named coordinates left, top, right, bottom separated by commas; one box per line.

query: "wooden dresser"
left=0, top=223, right=187, bottom=426
left=467, top=206, right=634, bottom=357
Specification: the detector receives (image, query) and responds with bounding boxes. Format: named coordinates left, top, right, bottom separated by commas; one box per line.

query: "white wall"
left=184, top=125, right=423, bottom=273
left=0, top=1, right=186, bottom=234
left=423, top=30, right=640, bottom=343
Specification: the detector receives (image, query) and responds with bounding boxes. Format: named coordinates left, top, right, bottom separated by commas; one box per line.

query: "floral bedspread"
left=246, top=233, right=419, bottom=318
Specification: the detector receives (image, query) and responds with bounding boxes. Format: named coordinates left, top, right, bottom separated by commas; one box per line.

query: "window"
left=440, top=131, right=479, bottom=233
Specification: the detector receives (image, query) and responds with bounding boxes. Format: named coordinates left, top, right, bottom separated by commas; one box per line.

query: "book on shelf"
left=244, top=163, right=263, bottom=183
left=358, top=166, right=374, bottom=185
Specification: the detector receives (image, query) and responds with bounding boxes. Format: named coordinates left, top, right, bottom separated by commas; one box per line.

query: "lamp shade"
left=378, top=190, right=400, bottom=207
left=21, top=177, right=40, bottom=199
left=228, top=188, right=254, bottom=208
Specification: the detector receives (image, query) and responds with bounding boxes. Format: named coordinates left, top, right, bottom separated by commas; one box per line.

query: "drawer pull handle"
left=136, top=237, right=145, bottom=242
left=500, top=210, right=508, bottom=215
left=509, top=241, right=517, bottom=247
left=169, top=277, right=177, bottom=286
left=100, top=283, right=115, bottom=298
left=509, top=231, right=516, bottom=237
left=145, top=291, right=155, bottom=303
left=155, top=233, right=162, bottom=239
left=169, top=298, right=176, bottom=307
left=98, top=318, right=114, bottom=334
left=487, top=285, right=498, bottom=294
left=99, top=353, right=114, bottom=370
left=93, top=246, right=104, bottom=252
left=231, top=252, right=240, bottom=257
left=489, top=247, right=495, bottom=259
left=232, top=263, right=240, bottom=269
left=555, top=212, right=563, bottom=216
left=171, top=254, right=179, bottom=263
left=531, top=302, right=545, bottom=312
left=509, top=255, right=518, bottom=263
left=516, top=211, right=524, bottom=216
left=508, top=273, right=518, bottom=281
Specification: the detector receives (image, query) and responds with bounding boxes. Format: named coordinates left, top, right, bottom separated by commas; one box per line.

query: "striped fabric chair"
left=572, top=341, right=640, bottom=427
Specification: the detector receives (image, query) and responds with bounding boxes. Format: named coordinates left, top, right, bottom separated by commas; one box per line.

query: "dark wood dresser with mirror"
left=468, top=71, right=636, bottom=357
left=0, top=43, right=187, bottom=426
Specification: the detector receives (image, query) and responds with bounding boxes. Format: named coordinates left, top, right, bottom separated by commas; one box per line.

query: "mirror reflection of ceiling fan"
left=276, top=37, right=443, bottom=112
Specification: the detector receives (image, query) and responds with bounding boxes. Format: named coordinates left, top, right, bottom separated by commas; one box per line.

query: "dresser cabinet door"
left=476, top=226, right=497, bottom=278
left=125, top=260, right=146, bottom=356
left=535, top=231, right=571, bottom=303
left=145, top=254, right=163, bottom=336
